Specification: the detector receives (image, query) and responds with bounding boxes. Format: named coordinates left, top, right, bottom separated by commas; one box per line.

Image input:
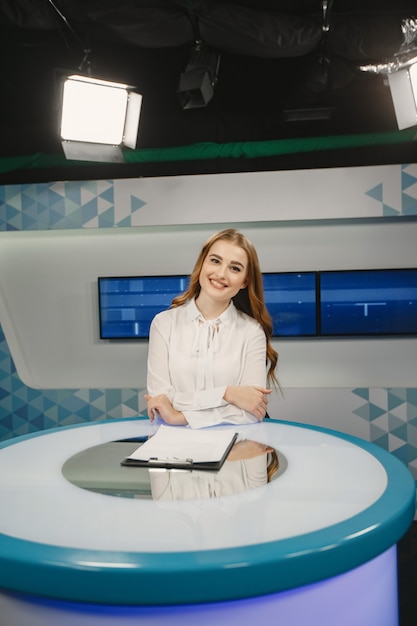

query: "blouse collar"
left=185, top=298, right=236, bottom=326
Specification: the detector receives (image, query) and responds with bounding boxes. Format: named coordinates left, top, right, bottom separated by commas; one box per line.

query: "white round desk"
left=0, top=418, right=415, bottom=626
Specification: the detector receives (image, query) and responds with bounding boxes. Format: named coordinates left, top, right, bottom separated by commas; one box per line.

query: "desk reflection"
left=149, top=440, right=279, bottom=501
left=62, top=437, right=280, bottom=501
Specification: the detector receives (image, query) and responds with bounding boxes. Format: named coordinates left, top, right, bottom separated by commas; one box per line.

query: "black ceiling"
left=1, top=0, right=417, bottom=184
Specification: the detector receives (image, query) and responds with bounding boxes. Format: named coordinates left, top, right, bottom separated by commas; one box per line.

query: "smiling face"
left=197, top=240, right=248, bottom=310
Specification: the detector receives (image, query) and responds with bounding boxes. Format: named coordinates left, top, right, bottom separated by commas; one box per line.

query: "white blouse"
left=146, top=299, right=267, bottom=428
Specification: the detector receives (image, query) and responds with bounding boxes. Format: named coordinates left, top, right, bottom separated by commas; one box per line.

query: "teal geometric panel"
left=0, top=326, right=146, bottom=441
left=352, top=387, right=417, bottom=488
left=0, top=178, right=150, bottom=441
left=365, top=163, right=417, bottom=217
left=0, top=180, right=148, bottom=230
left=1, top=181, right=116, bottom=230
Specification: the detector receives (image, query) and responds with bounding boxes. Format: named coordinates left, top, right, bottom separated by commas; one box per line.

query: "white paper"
left=127, top=425, right=237, bottom=463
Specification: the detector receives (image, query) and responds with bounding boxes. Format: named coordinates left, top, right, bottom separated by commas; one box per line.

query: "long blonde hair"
left=267, top=450, right=280, bottom=482
left=172, top=229, right=278, bottom=386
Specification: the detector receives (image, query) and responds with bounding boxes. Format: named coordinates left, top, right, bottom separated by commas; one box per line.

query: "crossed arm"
left=145, top=385, right=271, bottom=425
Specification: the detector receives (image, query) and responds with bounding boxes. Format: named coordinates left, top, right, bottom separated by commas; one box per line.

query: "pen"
left=148, top=457, right=193, bottom=465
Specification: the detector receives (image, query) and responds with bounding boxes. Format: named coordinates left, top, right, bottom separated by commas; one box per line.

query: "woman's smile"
left=209, top=277, right=227, bottom=289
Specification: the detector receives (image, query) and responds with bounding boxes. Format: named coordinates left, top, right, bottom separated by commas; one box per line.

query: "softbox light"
left=60, top=74, right=142, bottom=162
left=388, top=62, right=417, bottom=130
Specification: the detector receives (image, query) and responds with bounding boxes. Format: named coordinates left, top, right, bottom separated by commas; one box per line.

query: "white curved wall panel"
left=0, top=219, right=416, bottom=389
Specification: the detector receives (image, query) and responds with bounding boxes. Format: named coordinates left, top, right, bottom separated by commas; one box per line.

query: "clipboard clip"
left=148, top=457, right=194, bottom=465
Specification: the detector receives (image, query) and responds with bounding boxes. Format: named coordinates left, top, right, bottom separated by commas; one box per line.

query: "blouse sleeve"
left=146, top=314, right=177, bottom=403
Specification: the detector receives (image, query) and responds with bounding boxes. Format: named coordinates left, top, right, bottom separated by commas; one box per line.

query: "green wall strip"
left=0, top=129, right=416, bottom=175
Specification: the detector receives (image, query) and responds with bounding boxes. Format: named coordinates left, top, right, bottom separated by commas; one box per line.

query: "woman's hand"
left=144, top=394, right=188, bottom=425
left=224, top=386, right=271, bottom=421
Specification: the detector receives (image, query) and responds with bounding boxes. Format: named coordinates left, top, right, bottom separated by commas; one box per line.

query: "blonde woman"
left=145, top=229, right=278, bottom=428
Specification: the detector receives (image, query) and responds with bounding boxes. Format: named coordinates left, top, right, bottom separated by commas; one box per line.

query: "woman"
left=145, top=229, right=278, bottom=428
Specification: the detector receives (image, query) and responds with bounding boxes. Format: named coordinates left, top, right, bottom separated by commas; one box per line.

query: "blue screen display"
left=98, top=269, right=417, bottom=339
left=98, top=272, right=317, bottom=339
left=98, top=276, right=189, bottom=339
left=263, top=272, right=317, bottom=336
left=320, top=269, right=417, bottom=336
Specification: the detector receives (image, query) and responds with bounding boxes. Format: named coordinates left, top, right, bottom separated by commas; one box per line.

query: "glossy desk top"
left=0, top=418, right=414, bottom=605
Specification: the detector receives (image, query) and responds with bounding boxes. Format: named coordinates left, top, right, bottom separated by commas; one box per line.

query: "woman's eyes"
left=208, top=257, right=241, bottom=272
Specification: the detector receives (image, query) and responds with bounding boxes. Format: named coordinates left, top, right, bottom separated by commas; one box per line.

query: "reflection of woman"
left=149, top=439, right=279, bottom=501
left=228, top=439, right=279, bottom=483
left=145, top=229, right=278, bottom=428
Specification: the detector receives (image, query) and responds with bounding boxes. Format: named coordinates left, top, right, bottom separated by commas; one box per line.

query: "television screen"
left=98, top=276, right=189, bottom=339
left=263, top=272, right=317, bottom=337
left=320, top=269, right=417, bottom=336
left=99, top=268, right=417, bottom=340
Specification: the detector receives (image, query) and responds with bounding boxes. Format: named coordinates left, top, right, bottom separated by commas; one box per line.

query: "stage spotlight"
left=388, top=62, right=417, bottom=130
left=178, top=42, right=221, bottom=109
left=60, top=74, right=142, bottom=162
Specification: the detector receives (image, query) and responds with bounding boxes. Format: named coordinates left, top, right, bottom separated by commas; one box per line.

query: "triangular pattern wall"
left=0, top=180, right=147, bottom=230
left=0, top=326, right=146, bottom=440
left=0, top=179, right=149, bottom=441
left=365, top=164, right=417, bottom=217
left=352, top=388, right=417, bottom=483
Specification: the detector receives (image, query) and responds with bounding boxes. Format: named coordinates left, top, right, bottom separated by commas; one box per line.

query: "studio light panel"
left=60, top=75, right=142, bottom=161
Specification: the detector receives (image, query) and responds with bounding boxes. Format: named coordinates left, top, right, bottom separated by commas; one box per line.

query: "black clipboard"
left=121, top=432, right=238, bottom=472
